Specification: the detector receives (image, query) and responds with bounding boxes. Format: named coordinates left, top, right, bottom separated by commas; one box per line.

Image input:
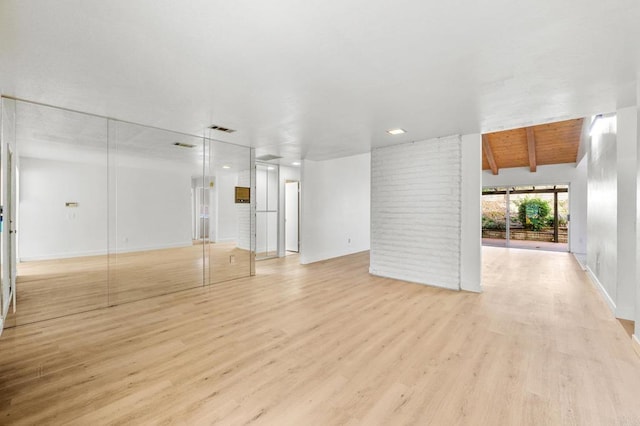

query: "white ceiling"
left=14, top=101, right=252, bottom=175
left=1, top=0, right=639, bottom=163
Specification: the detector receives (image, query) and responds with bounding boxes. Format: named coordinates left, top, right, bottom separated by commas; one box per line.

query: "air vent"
left=209, top=125, right=236, bottom=133
left=173, top=142, right=197, bottom=148
left=256, top=154, right=282, bottom=162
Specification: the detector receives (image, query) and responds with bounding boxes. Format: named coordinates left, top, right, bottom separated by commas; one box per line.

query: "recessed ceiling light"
left=386, top=128, right=406, bottom=135
left=222, top=165, right=231, bottom=169
left=292, top=161, right=301, bottom=166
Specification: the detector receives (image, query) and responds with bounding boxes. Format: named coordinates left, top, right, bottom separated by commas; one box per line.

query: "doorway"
left=482, top=185, right=569, bottom=252
left=285, top=181, right=299, bottom=253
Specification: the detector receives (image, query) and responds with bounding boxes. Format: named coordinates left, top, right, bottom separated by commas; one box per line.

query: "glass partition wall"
left=1, top=98, right=254, bottom=327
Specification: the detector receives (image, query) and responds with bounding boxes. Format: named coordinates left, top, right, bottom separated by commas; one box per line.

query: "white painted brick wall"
left=370, top=136, right=462, bottom=290
left=237, top=169, right=252, bottom=251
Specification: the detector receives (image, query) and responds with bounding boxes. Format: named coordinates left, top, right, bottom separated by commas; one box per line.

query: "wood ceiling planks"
left=482, top=118, right=584, bottom=173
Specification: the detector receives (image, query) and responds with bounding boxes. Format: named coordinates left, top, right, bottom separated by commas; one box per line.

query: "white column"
left=461, top=133, right=482, bottom=293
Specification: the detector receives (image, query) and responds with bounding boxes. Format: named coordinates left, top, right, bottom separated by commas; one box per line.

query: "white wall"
left=19, top=157, right=108, bottom=260
left=20, top=157, right=194, bottom=260
left=615, top=107, right=637, bottom=321
left=236, top=169, right=252, bottom=251
left=573, top=157, right=588, bottom=256
left=1, top=97, right=17, bottom=329
left=112, top=165, right=193, bottom=254
left=278, top=165, right=300, bottom=257
left=461, top=134, right=482, bottom=293
left=370, top=136, right=462, bottom=290
left=636, top=100, right=640, bottom=340
left=216, top=172, right=239, bottom=243
left=300, top=153, right=370, bottom=264
left=482, top=162, right=588, bottom=255
left=587, top=130, right=618, bottom=313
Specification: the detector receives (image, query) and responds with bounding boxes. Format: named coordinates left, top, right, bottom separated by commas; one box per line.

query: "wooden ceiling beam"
left=482, top=134, right=498, bottom=175
left=526, top=127, right=537, bottom=172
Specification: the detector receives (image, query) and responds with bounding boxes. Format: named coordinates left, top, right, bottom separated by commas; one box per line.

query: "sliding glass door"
left=482, top=185, right=569, bottom=252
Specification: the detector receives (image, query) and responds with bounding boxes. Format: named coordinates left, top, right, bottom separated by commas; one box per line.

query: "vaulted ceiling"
left=1, top=1, right=639, bottom=164
left=482, top=118, right=585, bottom=174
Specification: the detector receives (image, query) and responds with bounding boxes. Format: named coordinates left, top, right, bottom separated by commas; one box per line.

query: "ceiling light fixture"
left=292, top=161, right=301, bottom=166
left=386, top=128, right=406, bottom=135
left=222, top=165, right=231, bottom=169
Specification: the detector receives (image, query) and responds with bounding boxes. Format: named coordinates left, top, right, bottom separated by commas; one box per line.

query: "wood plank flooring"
left=5, top=242, right=251, bottom=327
left=1, top=247, right=640, bottom=424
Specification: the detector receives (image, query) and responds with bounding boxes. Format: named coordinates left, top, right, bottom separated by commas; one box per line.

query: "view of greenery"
left=516, top=198, right=550, bottom=231
left=482, top=196, right=568, bottom=231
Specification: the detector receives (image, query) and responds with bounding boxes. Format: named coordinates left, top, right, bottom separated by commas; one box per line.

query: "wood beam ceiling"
left=482, top=118, right=583, bottom=173
left=526, top=127, right=537, bottom=172
left=482, top=134, right=498, bottom=175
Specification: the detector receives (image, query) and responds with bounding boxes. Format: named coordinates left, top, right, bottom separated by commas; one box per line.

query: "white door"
left=285, top=181, right=299, bottom=252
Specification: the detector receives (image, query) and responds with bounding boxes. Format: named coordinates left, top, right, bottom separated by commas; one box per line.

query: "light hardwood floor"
left=5, top=242, right=251, bottom=327
left=1, top=247, right=639, bottom=424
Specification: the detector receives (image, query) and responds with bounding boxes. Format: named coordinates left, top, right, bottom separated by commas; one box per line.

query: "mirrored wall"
left=256, top=163, right=279, bottom=260
left=0, top=98, right=255, bottom=326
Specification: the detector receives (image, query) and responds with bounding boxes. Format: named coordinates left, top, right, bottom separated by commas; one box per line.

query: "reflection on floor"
left=482, top=238, right=568, bottom=252
left=1, top=249, right=639, bottom=423
left=5, top=242, right=251, bottom=327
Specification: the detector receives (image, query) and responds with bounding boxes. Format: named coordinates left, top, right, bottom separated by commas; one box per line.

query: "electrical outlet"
left=230, top=255, right=236, bottom=264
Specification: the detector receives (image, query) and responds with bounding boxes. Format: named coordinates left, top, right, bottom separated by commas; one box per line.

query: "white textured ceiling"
left=1, top=0, right=639, bottom=163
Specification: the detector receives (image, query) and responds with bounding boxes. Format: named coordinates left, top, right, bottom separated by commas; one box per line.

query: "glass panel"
left=267, top=166, right=278, bottom=211
left=108, top=121, right=205, bottom=304
left=482, top=189, right=508, bottom=248
left=206, top=137, right=253, bottom=284
left=13, top=101, right=109, bottom=324
left=508, top=188, right=569, bottom=251
left=255, top=163, right=278, bottom=260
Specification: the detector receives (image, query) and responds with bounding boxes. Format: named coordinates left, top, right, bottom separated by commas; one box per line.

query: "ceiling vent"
left=256, top=154, right=282, bottom=162
left=173, top=142, right=197, bottom=148
left=209, top=125, right=236, bottom=133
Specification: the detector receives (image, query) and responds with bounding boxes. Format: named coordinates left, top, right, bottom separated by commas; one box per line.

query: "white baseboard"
left=572, top=253, right=587, bottom=270
left=585, top=266, right=616, bottom=315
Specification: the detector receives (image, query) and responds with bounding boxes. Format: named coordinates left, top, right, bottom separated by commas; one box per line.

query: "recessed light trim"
left=387, top=128, right=406, bottom=135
